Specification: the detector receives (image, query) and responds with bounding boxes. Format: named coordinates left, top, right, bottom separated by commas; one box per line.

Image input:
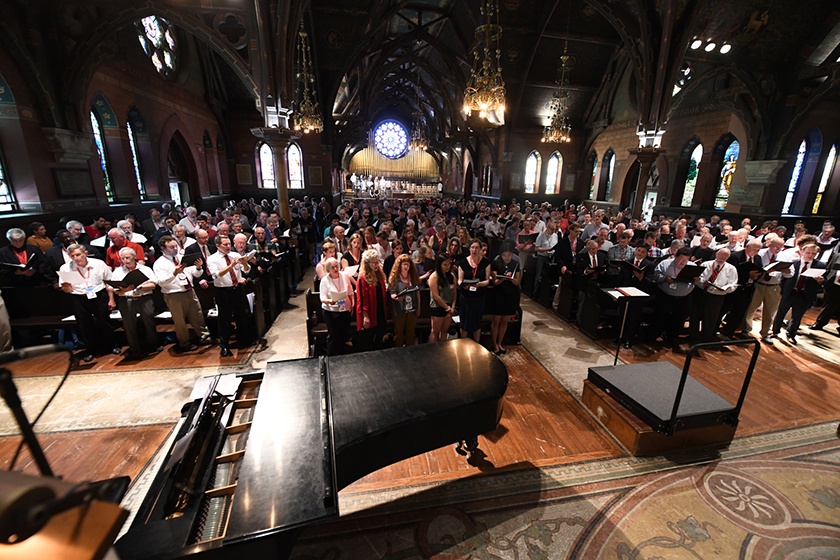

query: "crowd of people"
left=0, top=197, right=307, bottom=360
left=0, top=194, right=837, bottom=360
left=309, top=195, right=838, bottom=355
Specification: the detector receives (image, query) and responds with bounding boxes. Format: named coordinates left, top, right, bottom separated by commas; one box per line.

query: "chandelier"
left=409, top=87, right=428, bottom=151
left=293, top=21, right=323, bottom=134
left=541, top=43, right=572, bottom=144
left=463, top=0, right=505, bottom=119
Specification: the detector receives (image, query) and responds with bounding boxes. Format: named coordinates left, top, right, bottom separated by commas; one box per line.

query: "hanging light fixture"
left=293, top=21, right=323, bottom=134
left=409, top=89, right=428, bottom=151
left=463, top=0, right=506, bottom=119
left=541, top=42, right=572, bottom=144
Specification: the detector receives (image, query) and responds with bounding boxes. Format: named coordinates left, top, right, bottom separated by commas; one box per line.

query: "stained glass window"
left=127, top=122, right=146, bottom=199
left=259, top=143, right=275, bottom=189
left=781, top=139, right=807, bottom=214
left=681, top=143, right=703, bottom=207
left=714, top=140, right=739, bottom=210
left=288, top=143, right=304, bottom=189
left=135, top=16, right=177, bottom=77
left=524, top=151, right=541, bottom=194
left=0, top=147, right=16, bottom=212
left=90, top=110, right=115, bottom=202
left=604, top=150, right=615, bottom=199
left=545, top=152, right=563, bottom=194
left=589, top=153, right=598, bottom=199
left=373, top=121, right=408, bottom=159
left=812, top=143, right=836, bottom=214
left=672, top=62, right=693, bottom=96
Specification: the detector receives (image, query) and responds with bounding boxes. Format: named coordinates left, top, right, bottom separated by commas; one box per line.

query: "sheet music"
left=800, top=267, right=824, bottom=278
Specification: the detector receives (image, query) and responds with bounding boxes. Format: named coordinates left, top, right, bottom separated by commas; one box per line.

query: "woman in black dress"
left=488, top=243, right=521, bottom=354
left=457, top=239, right=492, bottom=342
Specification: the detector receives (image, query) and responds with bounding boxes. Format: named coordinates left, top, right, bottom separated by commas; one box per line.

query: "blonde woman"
left=355, top=248, right=388, bottom=352
left=315, top=241, right=337, bottom=280
left=319, top=257, right=354, bottom=356
left=388, top=254, right=421, bottom=347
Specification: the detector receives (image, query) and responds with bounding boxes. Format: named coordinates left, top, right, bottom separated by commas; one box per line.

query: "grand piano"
left=114, top=339, right=508, bottom=559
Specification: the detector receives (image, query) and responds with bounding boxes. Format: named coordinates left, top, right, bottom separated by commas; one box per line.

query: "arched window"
left=782, top=139, right=808, bottom=215
left=258, top=142, right=275, bottom=189
left=89, top=110, right=115, bottom=202
left=524, top=151, right=541, bottom=194
left=126, top=122, right=146, bottom=199
left=681, top=143, right=703, bottom=207
left=714, top=139, right=739, bottom=210
left=545, top=152, right=563, bottom=194
left=0, top=145, right=16, bottom=212
left=287, top=143, right=304, bottom=189
left=589, top=151, right=598, bottom=199
left=603, top=149, right=615, bottom=199
left=813, top=143, right=837, bottom=214
left=135, top=16, right=178, bottom=77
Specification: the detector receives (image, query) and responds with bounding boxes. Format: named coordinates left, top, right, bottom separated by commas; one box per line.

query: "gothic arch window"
left=258, top=142, right=275, bottom=189
left=782, top=139, right=808, bottom=215
left=589, top=151, right=598, bottom=199
left=714, top=139, right=739, bottom=210
left=135, top=16, right=178, bottom=77
left=89, top=109, right=115, bottom=202
left=681, top=142, right=703, bottom=207
left=288, top=142, right=304, bottom=189
left=812, top=143, right=837, bottom=214
left=603, top=149, right=616, bottom=199
left=545, top=152, right=563, bottom=194
left=524, top=151, right=541, bottom=194
left=0, top=145, right=17, bottom=212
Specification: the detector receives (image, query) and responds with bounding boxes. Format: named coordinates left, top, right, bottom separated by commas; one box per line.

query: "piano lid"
left=224, top=357, right=337, bottom=543
left=328, top=339, right=509, bottom=452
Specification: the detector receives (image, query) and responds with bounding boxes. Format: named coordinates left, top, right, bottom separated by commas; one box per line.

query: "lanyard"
left=77, top=265, right=91, bottom=286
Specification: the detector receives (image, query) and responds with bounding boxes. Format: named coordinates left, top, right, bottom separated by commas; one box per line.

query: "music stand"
left=602, top=287, right=652, bottom=365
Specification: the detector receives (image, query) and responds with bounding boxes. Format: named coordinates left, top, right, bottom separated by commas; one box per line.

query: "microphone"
left=0, top=345, right=69, bottom=365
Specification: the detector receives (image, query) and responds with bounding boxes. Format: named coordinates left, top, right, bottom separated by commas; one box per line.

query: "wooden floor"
left=0, top=304, right=837, bottom=499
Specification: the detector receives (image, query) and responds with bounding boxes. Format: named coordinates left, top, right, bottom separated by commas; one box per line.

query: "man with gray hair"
left=0, top=227, right=47, bottom=286
left=108, top=247, right=159, bottom=360
left=65, top=220, right=91, bottom=245
left=104, top=228, right=145, bottom=269
left=179, top=206, right=199, bottom=234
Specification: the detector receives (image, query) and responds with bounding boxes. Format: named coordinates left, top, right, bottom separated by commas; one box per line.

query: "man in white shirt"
left=59, top=244, right=120, bottom=360
left=179, top=206, right=199, bottom=234
left=109, top=247, right=159, bottom=360
left=153, top=235, right=211, bottom=353
left=744, top=236, right=792, bottom=343
left=207, top=235, right=255, bottom=356
left=172, top=225, right=197, bottom=254
left=532, top=221, right=558, bottom=297
left=485, top=214, right=503, bottom=239
left=693, top=247, right=739, bottom=342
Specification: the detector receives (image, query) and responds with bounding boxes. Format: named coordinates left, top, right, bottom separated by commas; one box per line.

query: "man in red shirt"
left=104, top=228, right=145, bottom=270
left=84, top=216, right=107, bottom=240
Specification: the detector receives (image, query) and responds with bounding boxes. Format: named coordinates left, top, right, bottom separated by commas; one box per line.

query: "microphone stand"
left=0, top=367, right=53, bottom=477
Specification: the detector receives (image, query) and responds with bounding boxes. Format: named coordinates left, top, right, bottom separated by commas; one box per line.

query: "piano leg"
left=454, top=436, right=480, bottom=458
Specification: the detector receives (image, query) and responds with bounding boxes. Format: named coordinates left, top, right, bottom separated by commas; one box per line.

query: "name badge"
left=668, top=282, right=677, bottom=290
left=469, top=286, right=477, bottom=292
left=84, top=286, right=97, bottom=299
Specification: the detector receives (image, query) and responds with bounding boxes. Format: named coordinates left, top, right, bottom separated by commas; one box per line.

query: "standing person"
left=58, top=244, right=120, bottom=361
left=319, top=257, right=354, bottom=356
left=721, top=240, right=763, bottom=338
left=552, top=222, right=582, bottom=309
left=104, top=228, right=145, bottom=270
left=154, top=235, right=211, bottom=353
left=694, top=248, right=739, bottom=343
left=745, top=236, right=791, bottom=343
left=341, top=232, right=363, bottom=271
left=487, top=243, right=521, bottom=355
left=652, top=247, right=699, bottom=348
left=457, top=239, right=492, bottom=342
left=428, top=254, right=457, bottom=343
left=532, top=221, right=557, bottom=296
left=388, top=254, right=421, bottom=347
left=772, top=244, right=825, bottom=345
left=315, top=241, right=337, bottom=280
left=355, top=249, right=389, bottom=352
left=810, top=248, right=840, bottom=333
left=109, top=247, right=159, bottom=360
left=207, top=235, right=255, bottom=356
left=382, top=240, right=403, bottom=277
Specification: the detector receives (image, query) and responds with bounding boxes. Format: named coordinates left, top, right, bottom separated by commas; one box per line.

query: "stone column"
left=627, top=147, right=665, bottom=219
left=250, top=128, right=299, bottom=224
